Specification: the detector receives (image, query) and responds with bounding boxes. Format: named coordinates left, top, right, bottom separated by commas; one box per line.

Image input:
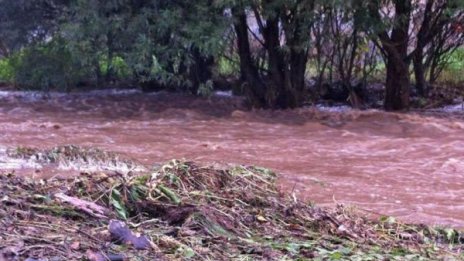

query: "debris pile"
left=0, top=160, right=463, bottom=260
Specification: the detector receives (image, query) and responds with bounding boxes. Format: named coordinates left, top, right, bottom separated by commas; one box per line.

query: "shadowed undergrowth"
left=0, top=160, right=463, bottom=260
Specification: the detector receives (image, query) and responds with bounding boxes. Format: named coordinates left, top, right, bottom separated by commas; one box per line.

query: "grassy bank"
left=0, top=160, right=463, bottom=260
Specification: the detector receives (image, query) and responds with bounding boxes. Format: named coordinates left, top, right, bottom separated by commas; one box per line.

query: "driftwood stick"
left=54, top=193, right=109, bottom=219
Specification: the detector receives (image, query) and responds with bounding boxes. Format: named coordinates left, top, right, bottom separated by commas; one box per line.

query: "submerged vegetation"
left=7, top=145, right=146, bottom=172
left=0, top=159, right=463, bottom=260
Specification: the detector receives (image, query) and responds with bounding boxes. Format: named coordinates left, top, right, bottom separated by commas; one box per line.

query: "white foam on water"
left=214, top=90, right=234, bottom=97
left=438, top=103, right=464, bottom=113
left=0, top=146, right=147, bottom=174
left=0, top=90, right=67, bottom=101
left=57, top=158, right=147, bottom=173
left=315, top=104, right=352, bottom=112
left=0, top=147, right=43, bottom=169
left=0, top=88, right=144, bottom=102
left=86, top=88, right=142, bottom=96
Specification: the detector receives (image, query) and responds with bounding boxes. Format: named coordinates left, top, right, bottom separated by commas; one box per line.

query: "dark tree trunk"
left=106, top=31, right=115, bottom=81
left=263, top=15, right=286, bottom=108
left=429, top=55, right=439, bottom=84
left=264, top=6, right=309, bottom=109
left=188, top=47, right=214, bottom=93
left=288, top=47, right=308, bottom=106
left=413, top=0, right=433, bottom=97
left=385, top=54, right=410, bottom=110
left=286, top=14, right=310, bottom=108
left=413, top=49, right=427, bottom=96
left=94, top=59, right=102, bottom=87
left=232, top=7, right=267, bottom=108
left=375, top=0, right=412, bottom=111
left=0, top=40, right=9, bottom=58
left=232, top=3, right=311, bottom=109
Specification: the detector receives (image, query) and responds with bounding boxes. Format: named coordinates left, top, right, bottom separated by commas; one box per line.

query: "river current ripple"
left=0, top=89, right=463, bottom=227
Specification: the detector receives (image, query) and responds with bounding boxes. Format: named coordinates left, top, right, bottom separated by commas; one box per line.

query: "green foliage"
left=124, top=1, right=228, bottom=91
left=197, top=80, right=214, bottom=96
left=110, top=187, right=128, bottom=220
left=0, top=0, right=67, bottom=52
left=436, top=48, right=464, bottom=83
left=60, top=0, right=131, bottom=83
left=10, top=39, right=88, bottom=90
left=446, top=48, right=464, bottom=71
left=99, top=56, right=131, bottom=79
left=0, top=58, right=14, bottom=82
left=216, top=56, right=240, bottom=78
left=0, top=0, right=461, bottom=103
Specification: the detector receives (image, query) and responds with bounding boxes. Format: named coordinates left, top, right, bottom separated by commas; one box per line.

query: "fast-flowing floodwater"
left=0, top=89, right=463, bottom=227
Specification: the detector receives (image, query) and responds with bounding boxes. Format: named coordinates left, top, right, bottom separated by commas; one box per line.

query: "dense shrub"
left=440, top=48, right=464, bottom=83
left=9, top=39, right=88, bottom=91
left=0, top=58, right=14, bottom=83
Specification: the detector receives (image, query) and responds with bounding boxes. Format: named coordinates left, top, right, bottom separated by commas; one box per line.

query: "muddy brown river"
left=0, top=89, right=463, bottom=227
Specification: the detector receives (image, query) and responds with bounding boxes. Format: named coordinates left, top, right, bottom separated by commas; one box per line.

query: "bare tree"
left=411, top=0, right=464, bottom=96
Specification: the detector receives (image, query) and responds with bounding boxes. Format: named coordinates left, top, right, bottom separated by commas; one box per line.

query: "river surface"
left=0, top=89, right=463, bottom=227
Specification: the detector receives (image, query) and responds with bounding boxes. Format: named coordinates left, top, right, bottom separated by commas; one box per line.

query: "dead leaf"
left=256, top=215, right=267, bottom=222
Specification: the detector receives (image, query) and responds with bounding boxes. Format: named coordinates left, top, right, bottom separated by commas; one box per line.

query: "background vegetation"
left=0, top=0, right=463, bottom=110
